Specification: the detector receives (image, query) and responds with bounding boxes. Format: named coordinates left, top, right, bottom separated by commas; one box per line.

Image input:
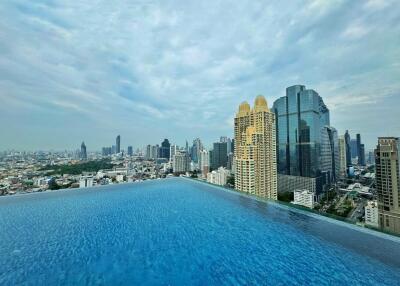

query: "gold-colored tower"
left=234, top=95, right=277, bottom=199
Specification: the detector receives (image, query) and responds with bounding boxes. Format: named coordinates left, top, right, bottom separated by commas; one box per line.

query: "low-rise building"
left=365, top=200, right=379, bottom=228
left=206, top=167, right=230, bottom=186
left=293, top=189, right=315, bottom=209
left=79, top=176, right=94, bottom=188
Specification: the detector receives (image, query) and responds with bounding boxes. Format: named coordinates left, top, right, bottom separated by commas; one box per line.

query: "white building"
left=199, top=149, right=210, bottom=178
left=79, top=176, right=94, bottom=188
left=207, top=167, right=230, bottom=186
left=170, top=145, right=178, bottom=162
left=293, top=189, right=315, bottom=209
left=116, top=174, right=124, bottom=183
left=365, top=200, right=379, bottom=228
left=173, top=151, right=190, bottom=173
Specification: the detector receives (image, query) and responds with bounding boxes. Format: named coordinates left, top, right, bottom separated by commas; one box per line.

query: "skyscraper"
left=116, top=135, right=121, bottom=154
left=80, top=142, right=87, bottom=160
left=375, top=137, right=400, bottom=234
left=191, top=138, right=203, bottom=163
left=160, top=139, right=171, bottom=160
left=234, top=95, right=277, bottom=199
left=344, top=130, right=352, bottom=167
left=127, top=146, right=133, bottom=156
left=338, top=135, right=347, bottom=178
left=212, top=142, right=227, bottom=170
left=350, top=139, right=358, bottom=160
left=356, top=134, right=365, bottom=165
left=272, top=85, right=338, bottom=194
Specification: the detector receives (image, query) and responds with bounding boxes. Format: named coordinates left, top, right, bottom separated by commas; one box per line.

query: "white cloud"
left=0, top=0, right=399, bottom=150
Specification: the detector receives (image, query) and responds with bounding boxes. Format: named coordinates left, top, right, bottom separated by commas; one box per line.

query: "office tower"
left=360, top=144, right=366, bottom=165
left=160, top=139, right=171, bottom=160
left=112, top=145, right=116, bottom=154
left=356, top=134, right=366, bottom=165
left=320, top=126, right=339, bottom=183
left=231, top=139, right=235, bottom=154
left=191, top=138, right=203, bottom=163
left=145, top=145, right=151, bottom=159
left=80, top=142, right=87, bottom=160
left=375, top=137, right=400, bottom=234
left=220, top=136, right=228, bottom=143
left=199, top=149, right=210, bottom=177
left=185, top=140, right=189, bottom=153
left=234, top=95, right=277, bottom=199
left=127, top=146, right=133, bottom=156
left=338, top=135, right=347, bottom=178
left=350, top=139, right=358, bottom=159
left=116, top=135, right=121, bottom=154
left=344, top=130, right=352, bottom=167
left=212, top=142, right=228, bottom=170
left=272, top=85, right=338, bottom=195
left=173, top=151, right=190, bottom=173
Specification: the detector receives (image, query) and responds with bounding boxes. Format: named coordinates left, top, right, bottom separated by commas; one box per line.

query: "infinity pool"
left=1, top=178, right=400, bottom=285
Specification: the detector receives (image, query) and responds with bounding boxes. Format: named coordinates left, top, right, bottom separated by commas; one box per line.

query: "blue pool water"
left=1, top=178, right=400, bottom=285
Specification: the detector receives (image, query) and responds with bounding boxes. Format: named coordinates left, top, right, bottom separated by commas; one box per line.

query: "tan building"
left=375, top=137, right=400, bottom=234
left=234, top=95, right=277, bottom=199
left=338, top=135, right=347, bottom=178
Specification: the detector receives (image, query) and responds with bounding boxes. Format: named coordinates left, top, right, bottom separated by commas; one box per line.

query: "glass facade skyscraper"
left=272, top=85, right=338, bottom=193
left=160, top=139, right=171, bottom=160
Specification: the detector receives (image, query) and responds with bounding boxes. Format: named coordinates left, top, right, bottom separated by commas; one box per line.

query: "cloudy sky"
left=0, top=0, right=399, bottom=151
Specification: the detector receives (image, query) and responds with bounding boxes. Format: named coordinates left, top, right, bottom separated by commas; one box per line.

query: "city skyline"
left=1, top=1, right=400, bottom=151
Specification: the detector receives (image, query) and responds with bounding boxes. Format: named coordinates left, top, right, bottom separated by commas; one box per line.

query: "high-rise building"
left=212, top=142, right=227, bottom=170
left=191, top=138, right=203, bottom=163
left=350, top=139, right=358, bottom=160
left=344, top=130, right=352, bottom=167
left=359, top=145, right=366, bottom=166
left=80, top=142, right=87, bottom=160
left=170, top=145, right=178, bottom=162
left=375, top=137, right=400, bottom=234
left=160, top=139, right=171, bottom=160
left=127, top=146, right=133, bottom=156
left=152, top=145, right=159, bottom=159
left=145, top=145, right=151, bottom=159
left=116, top=135, right=121, bottom=154
left=227, top=152, right=234, bottom=170
left=272, top=85, right=338, bottom=195
left=357, top=134, right=366, bottom=166
left=234, top=95, right=277, bottom=199
left=173, top=151, right=190, bottom=173
left=111, top=145, right=116, bottom=154
left=199, top=149, right=210, bottom=177
left=338, top=135, right=347, bottom=178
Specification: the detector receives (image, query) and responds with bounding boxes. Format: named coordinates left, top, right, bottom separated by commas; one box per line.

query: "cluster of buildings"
left=2, top=84, right=400, bottom=236
left=232, top=85, right=400, bottom=235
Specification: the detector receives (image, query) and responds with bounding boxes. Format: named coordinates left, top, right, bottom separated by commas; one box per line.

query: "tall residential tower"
left=375, top=137, right=400, bottom=234
left=234, top=95, right=277, bottom=199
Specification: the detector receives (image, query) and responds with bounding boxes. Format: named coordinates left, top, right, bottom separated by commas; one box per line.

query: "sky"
left=0, top=0, right=399, bottom=151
